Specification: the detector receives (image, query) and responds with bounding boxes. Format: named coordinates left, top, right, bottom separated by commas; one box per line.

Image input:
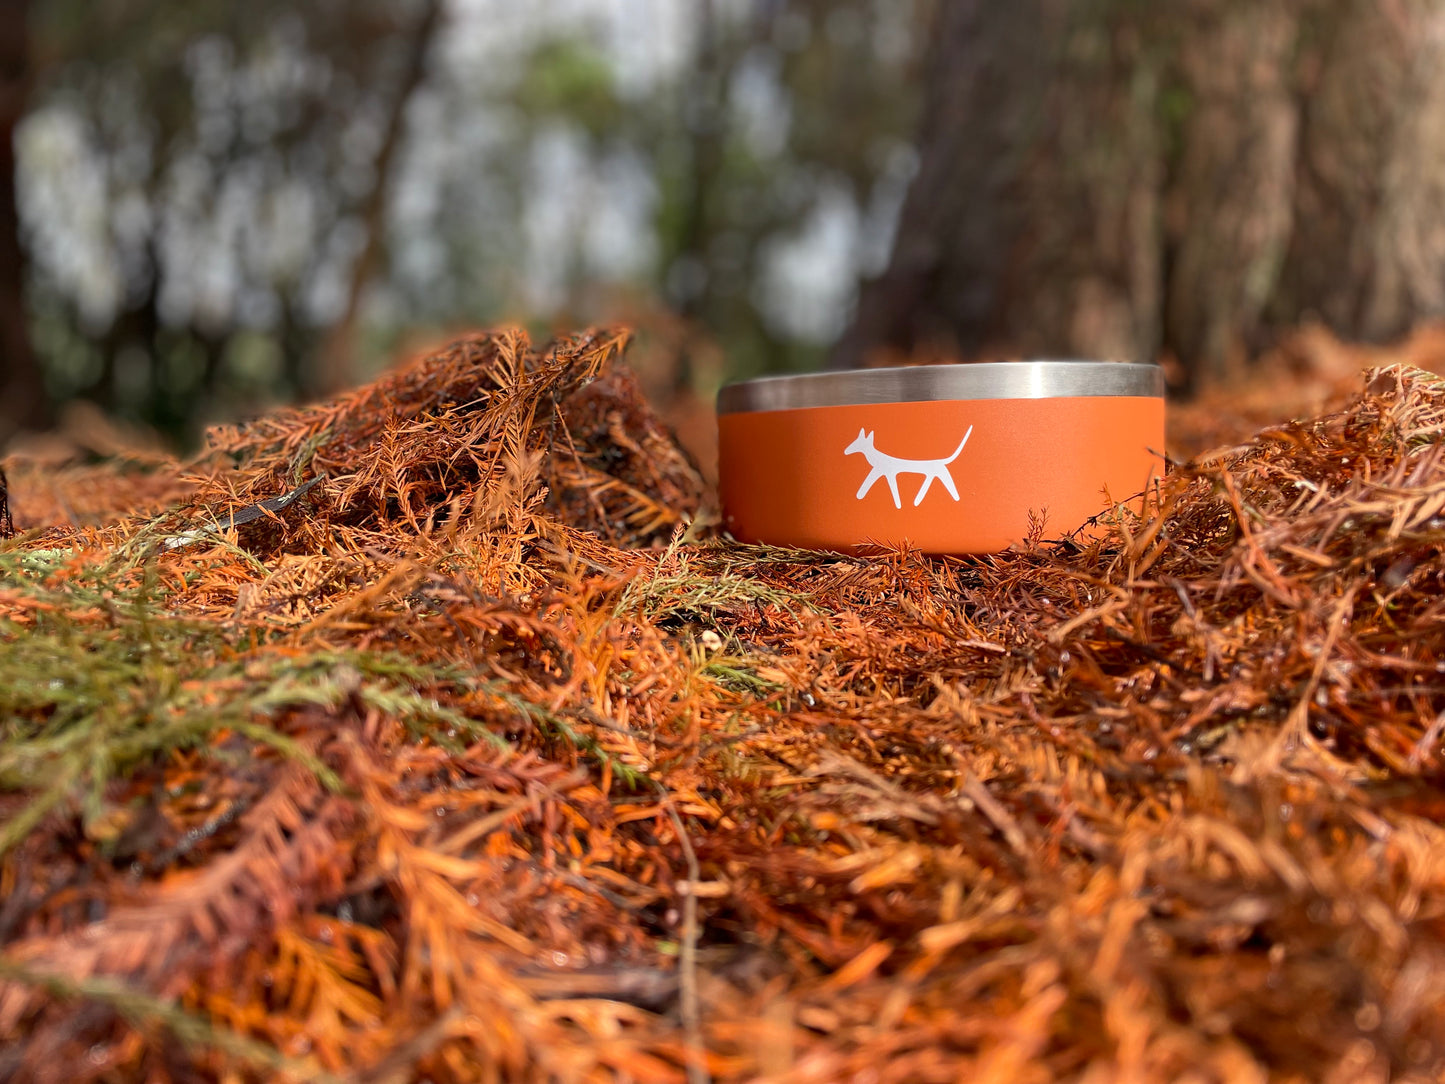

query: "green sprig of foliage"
left=0, top=551, right=529, bottom=856
left=614, top=547, right=806, bottom=622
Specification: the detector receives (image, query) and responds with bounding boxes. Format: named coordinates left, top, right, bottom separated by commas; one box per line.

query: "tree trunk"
left=0, top=0, right=46, bottom=447
left=1272, top=0, right=1445, bottom=345
left=833, top=0, right=1445, bottom=393
left=1162, top=1, right=1300, bottom=388
left=314, top=0, right=442, bottom=397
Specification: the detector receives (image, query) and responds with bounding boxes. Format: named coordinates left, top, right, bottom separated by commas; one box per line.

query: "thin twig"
left=658, top=785, right=710, bottom=1084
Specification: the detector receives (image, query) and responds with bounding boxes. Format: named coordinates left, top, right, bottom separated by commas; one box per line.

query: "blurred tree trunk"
left=832, top=0, right=1445, bottom=393
left=315, top=0, right=442, bottom=397
left=665, top=0, right=736, bottom=395
left=0, top=0, right=46, bottom=447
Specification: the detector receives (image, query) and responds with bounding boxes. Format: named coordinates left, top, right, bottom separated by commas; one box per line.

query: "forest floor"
left=2, top=325, right=1445, bottom=1083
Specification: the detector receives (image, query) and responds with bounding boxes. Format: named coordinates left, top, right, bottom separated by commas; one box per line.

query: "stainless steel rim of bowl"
left=716, top=360, right=1165, bottom=415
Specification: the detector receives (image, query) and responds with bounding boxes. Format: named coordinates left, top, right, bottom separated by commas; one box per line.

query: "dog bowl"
left=717, top=361, right=1165, bottom=554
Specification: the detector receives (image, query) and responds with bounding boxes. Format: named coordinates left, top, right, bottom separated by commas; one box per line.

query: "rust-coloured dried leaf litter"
left=2, top=327, right=1445, bottom=1083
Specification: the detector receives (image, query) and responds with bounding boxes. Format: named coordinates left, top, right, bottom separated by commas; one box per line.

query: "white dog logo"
left=844, top=426, right=974, bottom=509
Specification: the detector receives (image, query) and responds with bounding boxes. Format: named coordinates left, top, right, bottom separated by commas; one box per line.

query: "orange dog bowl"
left=717, top=361, right=1165, bottom=554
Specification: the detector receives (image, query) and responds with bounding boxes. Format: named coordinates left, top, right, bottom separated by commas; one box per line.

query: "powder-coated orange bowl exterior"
left=717, top=362, right=1165, bottom=555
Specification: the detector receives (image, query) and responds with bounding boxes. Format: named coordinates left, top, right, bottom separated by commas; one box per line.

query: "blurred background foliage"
left=7, top=0, right=930, bottom=444
left=12, top=0, right=1445, bottom=454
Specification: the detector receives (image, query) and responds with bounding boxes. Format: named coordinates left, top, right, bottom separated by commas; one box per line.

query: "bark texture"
left=832, top=0, right=1166, bottom=372
left=833, top=0, right=1445, bottom=392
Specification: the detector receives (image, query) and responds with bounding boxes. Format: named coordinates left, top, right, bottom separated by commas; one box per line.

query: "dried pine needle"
left=2, top=327, right=1445, bottom=1083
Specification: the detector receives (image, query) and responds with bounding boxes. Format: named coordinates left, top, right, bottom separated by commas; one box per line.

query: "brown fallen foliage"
left=3, top=327, right=1445, bottom=1083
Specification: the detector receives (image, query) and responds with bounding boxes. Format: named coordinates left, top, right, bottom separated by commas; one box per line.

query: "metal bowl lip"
left=717, top=359, right=1165, bottom=415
